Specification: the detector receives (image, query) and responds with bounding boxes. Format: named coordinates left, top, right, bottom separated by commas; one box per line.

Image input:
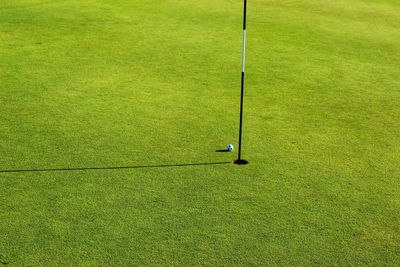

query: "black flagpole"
left=234, top=0, right=248, bottom=165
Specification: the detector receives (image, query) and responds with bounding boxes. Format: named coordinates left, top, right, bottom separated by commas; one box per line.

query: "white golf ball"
left=227, top=144, right=234, bottom=151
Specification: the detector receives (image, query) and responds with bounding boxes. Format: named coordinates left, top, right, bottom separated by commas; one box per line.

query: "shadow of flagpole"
left=0, top=161, right=233, bottom=174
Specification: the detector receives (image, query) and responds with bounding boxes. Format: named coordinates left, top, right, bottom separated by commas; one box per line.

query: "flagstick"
left=234, top=0, right=249, bottom=165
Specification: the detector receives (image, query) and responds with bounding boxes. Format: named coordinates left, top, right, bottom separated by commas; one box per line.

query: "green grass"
left=1, top=0, right=400, bottom=265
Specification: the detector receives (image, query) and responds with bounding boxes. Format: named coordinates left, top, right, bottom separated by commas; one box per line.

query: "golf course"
left=1, top=0, right=399, bottom=265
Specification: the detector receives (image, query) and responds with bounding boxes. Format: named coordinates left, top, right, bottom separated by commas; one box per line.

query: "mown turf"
left=1, top=0, right=400, bottom=265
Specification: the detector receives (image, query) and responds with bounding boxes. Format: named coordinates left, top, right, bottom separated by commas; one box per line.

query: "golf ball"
left=227, top=144, right=234, bottom=151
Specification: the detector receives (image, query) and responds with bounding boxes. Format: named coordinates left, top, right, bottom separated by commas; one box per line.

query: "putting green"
left=1, top=0, right=399, bottom=265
